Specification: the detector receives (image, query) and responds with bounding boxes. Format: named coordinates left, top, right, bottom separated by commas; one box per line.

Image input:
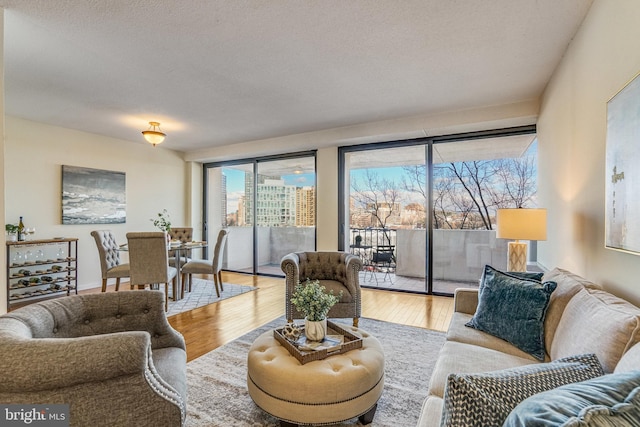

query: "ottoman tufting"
left=247, top=325, right=385, bottom=426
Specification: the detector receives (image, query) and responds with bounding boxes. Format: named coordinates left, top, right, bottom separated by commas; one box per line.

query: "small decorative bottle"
left=17, top=217, right=25, bottom=242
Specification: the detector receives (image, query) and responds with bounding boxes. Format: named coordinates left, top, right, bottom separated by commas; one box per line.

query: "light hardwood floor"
left=87, top=271, right=454, bottom=362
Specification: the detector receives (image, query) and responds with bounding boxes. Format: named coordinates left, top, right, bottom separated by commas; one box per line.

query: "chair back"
left=126, top=232, right=171, bottom=286
left=168, top=227, right=193, bottom=256
left=212, top=229, right=228, bottom=273
left=372, top=245, right=394, bottom=264
left=90, top=230, right=121, bottom=278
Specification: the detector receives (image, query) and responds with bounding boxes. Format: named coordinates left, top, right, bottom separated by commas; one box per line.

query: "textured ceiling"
left=2, top=0, right=592, bottom=154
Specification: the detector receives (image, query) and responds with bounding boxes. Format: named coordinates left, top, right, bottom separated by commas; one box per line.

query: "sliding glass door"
left=339, top=126, right=538, bottom=295
left=431, top=134, right=538, bottom=293
left=343, top=144, right=428, bottom=292
left=206, top=163, right=254, bottom=273
left=204, top=153, right=316, bottom=276
left=255, top=157, right=316, bottom=275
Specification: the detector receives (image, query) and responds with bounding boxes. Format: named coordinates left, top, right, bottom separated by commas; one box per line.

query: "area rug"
left=185, top=317, right=446, bottom=426
left=166, top=278, right=256, bottom=317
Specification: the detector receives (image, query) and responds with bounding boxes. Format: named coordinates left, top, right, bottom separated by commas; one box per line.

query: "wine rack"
left=6, top=238, right=78, bottom=310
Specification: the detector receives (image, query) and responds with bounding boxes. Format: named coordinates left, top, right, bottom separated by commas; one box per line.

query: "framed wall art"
left=605, top=72, right=640, bottom=254
left=62, top=165, right=126, bottom=224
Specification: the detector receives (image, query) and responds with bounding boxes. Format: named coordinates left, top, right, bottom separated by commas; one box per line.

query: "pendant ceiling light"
left=142, top=121, right=166, bottom=146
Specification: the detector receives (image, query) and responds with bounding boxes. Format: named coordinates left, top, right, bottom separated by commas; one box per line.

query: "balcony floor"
left=247, top=264, right=477, bottom=295
left=359, top=271, right=477, bottom=294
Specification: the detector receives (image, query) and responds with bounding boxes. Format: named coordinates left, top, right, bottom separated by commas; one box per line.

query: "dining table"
left=119, top=240, right=207, bottom=301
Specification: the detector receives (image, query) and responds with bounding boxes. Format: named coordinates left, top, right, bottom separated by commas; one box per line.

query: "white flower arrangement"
left=290, top=279, right=342, bottom=321
left=151, top=209, right=171, bottom=232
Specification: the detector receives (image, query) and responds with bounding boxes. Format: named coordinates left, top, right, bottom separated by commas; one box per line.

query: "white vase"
left=304, top=317, right=327, bottom=341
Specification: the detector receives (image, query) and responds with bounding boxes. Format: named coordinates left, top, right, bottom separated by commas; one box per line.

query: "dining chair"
left=168, top=227, right=193, bottom=268
left=126, top=231, right=178, bottom=311
left=181, top=229, right=228, bottom=299
left=90, top=230, right=130, bottom=292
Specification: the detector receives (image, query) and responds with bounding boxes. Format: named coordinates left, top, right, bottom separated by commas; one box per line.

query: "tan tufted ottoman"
left=247, top=326, right=385, bottom=426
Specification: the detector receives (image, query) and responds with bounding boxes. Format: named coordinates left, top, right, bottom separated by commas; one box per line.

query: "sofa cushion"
left=446, top=312, right=546, bottom=361
left=550, top=287, right=640, bottom=373
left=466, top=265, right=557, bottom=361
left=542, top=268, right=602, bottom=352
left=428, top=341, right=538, bottom=398
left=440, top=354, right=604, bottom=427
left=503, top=370, right=640, bottom=427
left=416, top=396, right=443, bottom=427
left=615, top=343, right=640, bottom=374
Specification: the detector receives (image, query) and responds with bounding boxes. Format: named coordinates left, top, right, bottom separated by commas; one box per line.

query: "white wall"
left=538, top=0, right=640, bottom=305
left=316, top=147, right=338, bottom=250
left=4, top=117, right=188, bottom=303
left=0, top=9, right=6, bottom=313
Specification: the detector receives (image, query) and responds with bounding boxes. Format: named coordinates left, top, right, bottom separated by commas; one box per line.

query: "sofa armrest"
left=454, top=288, right=479, bottom=315
left=281, top=253, right=301, bottom=291
left=343, top=253, right=363, bottom=295
left=0, top=331, right=152, bottom=393
left=281, top=253, right=301, bottom=321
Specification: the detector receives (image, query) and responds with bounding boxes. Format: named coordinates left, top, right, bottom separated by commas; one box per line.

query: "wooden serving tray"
left=274, top=320, right=363, bottom=364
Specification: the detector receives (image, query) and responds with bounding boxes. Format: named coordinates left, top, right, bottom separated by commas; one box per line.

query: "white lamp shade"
left=496, top=208, right=547, bottom=241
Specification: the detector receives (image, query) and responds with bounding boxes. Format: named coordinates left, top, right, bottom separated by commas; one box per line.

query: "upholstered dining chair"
left=180, top=229, right=228, bottom=299
left=90, top=230, right=130, bottom=292
left=281, top=251, right=363, bottom=327
left=168, top=227, right=193, bottom=268
left=126, top=232, right=178, bottom=311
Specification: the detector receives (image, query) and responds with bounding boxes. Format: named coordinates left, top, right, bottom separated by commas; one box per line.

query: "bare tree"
left=351, top=169, right=402, bottom=244
left=401, top=156, right=537, bottom=230
left=488, top=157, right=537, bottom=208
left=447, top=161, right=495, bottom=229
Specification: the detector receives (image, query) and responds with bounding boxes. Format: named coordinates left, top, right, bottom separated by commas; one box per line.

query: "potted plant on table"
left=151, top=209, right=171, bottom=244
left=5, top=224, right=19, bottom=242
left=290, top=279, right=342, bottom=341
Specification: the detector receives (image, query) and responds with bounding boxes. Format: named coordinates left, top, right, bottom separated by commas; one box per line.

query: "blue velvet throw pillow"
left=477, top=265, right=544, bottom=293
left=503, top=370, right=640, bottom=427
left=506, top=270, right=544, bottom=281
left=466, top=265, right=557, bottom=361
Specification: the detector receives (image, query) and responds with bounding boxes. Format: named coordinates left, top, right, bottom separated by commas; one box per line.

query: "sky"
left=221, top=139, right=536, bottom=215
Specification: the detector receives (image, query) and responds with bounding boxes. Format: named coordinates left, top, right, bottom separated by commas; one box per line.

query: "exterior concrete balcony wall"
left=396, top=229, right=509, bottom=282
left=224, top=226, right=511, bottom=283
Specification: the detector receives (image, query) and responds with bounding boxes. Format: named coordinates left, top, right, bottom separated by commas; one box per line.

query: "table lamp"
left=496, top=208, right=547, bottom=272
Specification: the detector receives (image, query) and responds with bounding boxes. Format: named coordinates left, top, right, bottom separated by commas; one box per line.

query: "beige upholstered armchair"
left=0, top=291, right=187, bottom=427
left=281, top=251, right=363, bottom=327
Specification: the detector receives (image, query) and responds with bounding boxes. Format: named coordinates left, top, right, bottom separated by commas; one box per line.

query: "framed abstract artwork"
left=61, top=165, right=126, bottom=224
left=605, top=72, right=640, bottom=254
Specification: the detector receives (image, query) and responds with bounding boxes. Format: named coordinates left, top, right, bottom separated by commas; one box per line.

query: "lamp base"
left=507, top=241, right=527, bottom=272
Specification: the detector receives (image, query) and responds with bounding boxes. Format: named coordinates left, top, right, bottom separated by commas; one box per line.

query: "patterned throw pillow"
left=440, top=354, right=605, bottom=427
left=466, top=265, right=557, bottom=361
left=503, top=370, right=640, bottom=427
